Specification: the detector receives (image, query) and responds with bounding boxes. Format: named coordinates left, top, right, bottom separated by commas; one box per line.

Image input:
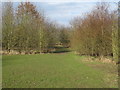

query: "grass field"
left=2, top=52, right=118, bottom=88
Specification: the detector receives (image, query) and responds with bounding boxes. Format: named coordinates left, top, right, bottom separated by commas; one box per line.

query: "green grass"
left=2, top=53, right=118, bottom=88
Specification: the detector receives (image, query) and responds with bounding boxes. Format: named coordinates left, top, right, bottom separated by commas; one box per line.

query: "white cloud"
left=46, top=2, right=94, bottom=18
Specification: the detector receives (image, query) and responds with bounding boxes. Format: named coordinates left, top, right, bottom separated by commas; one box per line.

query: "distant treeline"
left=2, top=2, right=119, bottom=63
left=70, top=3, right=119, bottom=63
left=2, top=2, right=70, bottom=54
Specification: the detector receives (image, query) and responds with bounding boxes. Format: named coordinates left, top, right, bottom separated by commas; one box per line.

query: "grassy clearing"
left=2, top=53, right=118, bottom=88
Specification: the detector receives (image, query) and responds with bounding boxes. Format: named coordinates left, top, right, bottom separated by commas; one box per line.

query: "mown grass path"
left=2, top=53, right=118, bottom=88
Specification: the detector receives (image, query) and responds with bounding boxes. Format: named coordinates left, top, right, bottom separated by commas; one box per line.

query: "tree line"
left=2, top=2, right=70, bottom=54
left=2, top=2, right=119, bottom=63
left=70, top=3, right=119, bottom=63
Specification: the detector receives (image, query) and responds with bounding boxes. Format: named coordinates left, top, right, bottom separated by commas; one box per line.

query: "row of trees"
left=2, top=2, right=69, bottom=54
left=2, top=2, right=119, bottom=63
left=70, top=3, right=119, bottom=63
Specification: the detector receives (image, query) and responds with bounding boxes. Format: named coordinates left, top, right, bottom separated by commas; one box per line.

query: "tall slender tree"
left=2, top=2, right=14, bottom=52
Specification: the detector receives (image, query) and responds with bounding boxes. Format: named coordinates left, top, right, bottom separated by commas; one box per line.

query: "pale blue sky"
left=12, top=1, right=118, bottom=26
left=35, top=2, right=97, bottom=26
left=35, top=2, right=117, bottom=26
